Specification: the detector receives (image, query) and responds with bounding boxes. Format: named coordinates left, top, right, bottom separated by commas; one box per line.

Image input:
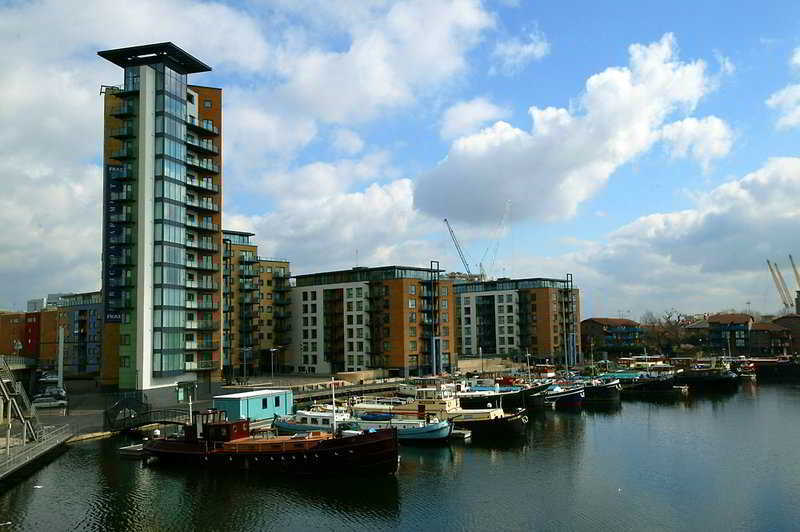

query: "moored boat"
left=544, top=384, right=585, bottom=408
left=143, top=410, right=399, bottom=476
left=673, top=367, right=739, bottom=391
left=582, top=379, right=621, bottom=404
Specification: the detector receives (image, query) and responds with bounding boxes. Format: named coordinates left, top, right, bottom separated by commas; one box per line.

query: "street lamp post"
left=268, top=346, right=283, bottom=380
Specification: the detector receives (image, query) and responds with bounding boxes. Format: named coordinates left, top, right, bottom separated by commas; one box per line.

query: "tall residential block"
left=454, top=276, right=581, bottom=364
left=292, top=266, right=456, bottom=377
left=222, top=230, right=291, bottom=379
left=99, top=43, right=223, bottom=391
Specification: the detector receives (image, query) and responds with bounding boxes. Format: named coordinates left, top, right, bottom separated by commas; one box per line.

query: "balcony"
left=108, top=213, right=135, bottom=223
left=185, top=196, right=220, bottom=212
left=107, top=234, right=135, bottom=245
left=107, top=256, right=135, bottom=266
left=185, top=218, right=219, bottom=232
left=239, top=323, right=257, bottom=333
left=111, top=147, right=136, bottom=160
left=274, top=297, right=291, bottom=306
left=109, top=167, right=135, bottom=180
left=185, top=340, right=219, bottom=351
left=185, top=359, right=219, bottom=371
left=185, top=320, right=219, bottom=330
left=185, top=137, right=219, bottom=155
left=186, top=116, right=220, bottom=136
left=185, top=157, right=220, bottom=174
left=111, top=103, right=136, bottom=117
left=185, top=176, right=220, bottom=193
left=186, top=240, right=220, bottom=252
left=109, top=189, right=135, bottom=202
left=239, top=267, right=257, bottom=278
left=185, top=279, right=219, bottom=291
left=110, top=125, right=135, bottom=139
left=186, top=260, right=219, bottom=271
left=239, top=255, right=258, bottom=264
left=239, top=282, right=258, bottom=291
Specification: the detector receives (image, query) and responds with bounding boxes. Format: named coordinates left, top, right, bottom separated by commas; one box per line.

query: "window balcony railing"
left=185, top=158, right=220, bottom=174
left=109, top=190, right=136, bottom=202
left=186, top=261, right=219, bottom=271
left=108, top=213, right=135, bottom=223
left=185, top=176, right=220, bottom=193
left=185, top=320, right=219, bottom=330
left=108, top=234, right=135, bottom=245
left=185, top=218, right=219, bottom=231
left=184, top=196, right=220, bottom=212
left=186, top=116, right=220, bottom=135
left=185, top=280, right=219, bottom=290
left=185, top=137, right=220, bottom=155
left=111, top=147, right=135, bottom=160
left=185, top=359, right=219, bottom=371
left=186, top=240, right=219, bottom=252
left=111, top=103, right=135, bottom=117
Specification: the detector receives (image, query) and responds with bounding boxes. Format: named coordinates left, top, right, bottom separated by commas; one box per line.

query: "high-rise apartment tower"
left=98, top=43, right=223, bottom=391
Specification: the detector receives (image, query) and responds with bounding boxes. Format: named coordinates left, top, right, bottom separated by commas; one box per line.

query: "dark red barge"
left=143, top=410, right=399, bottom=476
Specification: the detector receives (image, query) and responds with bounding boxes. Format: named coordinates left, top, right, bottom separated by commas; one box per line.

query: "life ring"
left=522, top=415, right=529, bottom=424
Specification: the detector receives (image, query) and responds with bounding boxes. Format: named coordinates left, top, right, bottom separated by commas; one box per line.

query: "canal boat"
left=543, top=384, right=585, bottom=408
left=582, top=379, right=622, bottom=404
left=456, top=386, right=526, bottom=411
left=143, top=410, right=399, bottom=476
left=612, top=372, right=684, bottom=399
left=673, top=367, right=740, bottom=391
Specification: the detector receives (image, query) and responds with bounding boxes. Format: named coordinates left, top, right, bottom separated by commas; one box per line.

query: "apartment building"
left=291, top=266, right=456, bottom=377
left=580, top=318, right=644, bottom=359
left=222, top=230, right=292, bottom=379
left=454, top=276, right=581, bottom=365
left=98, top=43, right=224, bottom=390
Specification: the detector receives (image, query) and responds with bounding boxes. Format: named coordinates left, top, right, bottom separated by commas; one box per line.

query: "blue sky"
left=2, top=0, right=800, bottom=319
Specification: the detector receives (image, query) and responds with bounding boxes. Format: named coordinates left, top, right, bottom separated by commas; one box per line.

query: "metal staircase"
left=0, top=356, right=41, bottom=442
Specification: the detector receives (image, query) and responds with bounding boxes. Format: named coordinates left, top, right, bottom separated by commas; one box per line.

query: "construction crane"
left=789, top=254, right=800, bottom=291
left=444, top=218, right=472, bottom=276
left=767, top=260, right=792, bottom=309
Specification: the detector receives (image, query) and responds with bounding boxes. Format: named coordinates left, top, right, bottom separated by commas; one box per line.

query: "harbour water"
left=2, top=381, right=800, bottom=531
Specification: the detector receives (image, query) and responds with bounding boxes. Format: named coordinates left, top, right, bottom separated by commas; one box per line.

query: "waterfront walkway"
left=0, top=424, right=72, bottom=481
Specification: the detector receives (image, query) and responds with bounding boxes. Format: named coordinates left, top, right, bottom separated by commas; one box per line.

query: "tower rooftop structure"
left=98, top=42, right=211, bottom=74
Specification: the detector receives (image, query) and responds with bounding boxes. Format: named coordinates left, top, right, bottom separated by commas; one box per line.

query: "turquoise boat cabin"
left=212, top=389, right=293, bottom=421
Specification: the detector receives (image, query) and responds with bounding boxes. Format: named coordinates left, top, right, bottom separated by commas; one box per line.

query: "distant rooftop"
left=98, top=42, right=211, bottom=74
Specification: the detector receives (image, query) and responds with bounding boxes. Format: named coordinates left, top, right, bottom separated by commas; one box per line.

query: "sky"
left=3, top=0, right=800, bottom=320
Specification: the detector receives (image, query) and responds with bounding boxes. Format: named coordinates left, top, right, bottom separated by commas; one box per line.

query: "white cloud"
left=415, top=33, right=714, bottom=225
left=490, top=27, right=550, bottom=76
left=791, top=47, right=800, bottom=70
left=563, top=157, right=800, bottom=315
left=766, top=83, right=800, bottom=129
left=332, top=129, right=365, bottom=155
left=660, top=116, right=734, bottom=172
left=714, top=51, right=735, bottom=75
left=273, top=0, right=495, bottom=123
left=232, top=179, right=436, bottom=274
left=440, top=97, right=511, bottom=139
left=259, top=151, right=396, bottom=200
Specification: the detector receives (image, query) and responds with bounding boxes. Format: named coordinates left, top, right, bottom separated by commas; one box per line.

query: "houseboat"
left=143, top=409, right=399, bottom=476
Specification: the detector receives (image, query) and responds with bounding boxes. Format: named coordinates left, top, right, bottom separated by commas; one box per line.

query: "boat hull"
left=583, top=380, right=621, bottom=404
left=144, top=429, right=400, bottom=476
left=673, top=370, right=740, bottom=392
left=453, top=409, right=528, bottom=437
left=545, top=387, right=585, bottom=408
left=347, top=420, right=453, bottom=442
left=458, top=389, right=526, bottom=411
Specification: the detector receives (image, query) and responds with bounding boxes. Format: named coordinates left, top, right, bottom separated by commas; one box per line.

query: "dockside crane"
left=767, top=259, right=792, bottom=310
left=444, top=218, right=473, bottom=277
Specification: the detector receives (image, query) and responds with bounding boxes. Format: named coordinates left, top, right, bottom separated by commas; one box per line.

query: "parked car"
left=38, top=371, right=59, bottom=384
left=32, top=397, right=67, bottom=408
left=34, top=386, right=67, bottom=401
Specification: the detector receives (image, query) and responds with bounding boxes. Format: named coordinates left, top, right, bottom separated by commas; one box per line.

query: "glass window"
left=204, top=99, right=212, bottom=109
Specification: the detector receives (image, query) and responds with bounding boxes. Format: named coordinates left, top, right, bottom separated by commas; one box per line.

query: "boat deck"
left=223, top=431, right=333, bottom=453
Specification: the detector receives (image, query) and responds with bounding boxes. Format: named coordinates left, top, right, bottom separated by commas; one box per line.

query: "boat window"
left=322, top=418, right=330, bottom=425
left=312, top=418, right=319, bottom=425
left=301, top=417, right=308, bottom=423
